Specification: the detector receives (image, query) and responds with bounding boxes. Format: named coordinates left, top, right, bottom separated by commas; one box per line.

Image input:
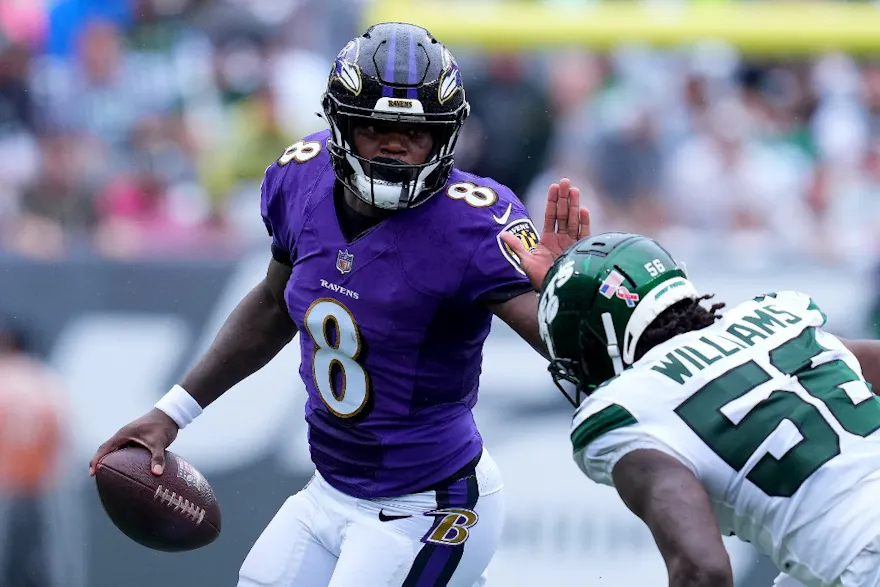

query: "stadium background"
left=1, top=0, right=879, bottom=585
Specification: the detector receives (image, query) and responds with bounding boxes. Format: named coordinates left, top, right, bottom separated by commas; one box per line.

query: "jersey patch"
left=336, top=249, right=354, bottom=274
left=571, top=404, right=637, bottom=454
left=496, top=219, right=539, bottom=275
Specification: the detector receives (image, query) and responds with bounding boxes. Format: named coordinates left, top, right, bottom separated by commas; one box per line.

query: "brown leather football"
left=95, top=446, right=221, bottom=552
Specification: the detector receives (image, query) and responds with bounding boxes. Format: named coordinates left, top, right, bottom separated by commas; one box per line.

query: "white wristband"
left=155, top=385, right=202, bottom=429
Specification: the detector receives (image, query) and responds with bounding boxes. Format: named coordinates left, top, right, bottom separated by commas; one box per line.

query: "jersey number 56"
left=676, top=328, right=880, bottom=497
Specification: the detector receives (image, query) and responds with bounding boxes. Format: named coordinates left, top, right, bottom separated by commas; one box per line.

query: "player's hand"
left=500, top=178, right=590, bottom=291
left=88, top=408, right=179, bottom=477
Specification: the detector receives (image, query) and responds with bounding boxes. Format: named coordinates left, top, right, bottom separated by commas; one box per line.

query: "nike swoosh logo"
left=378, top=510, right=413, bottom=522
left=493, top=203, right=512, bottom=225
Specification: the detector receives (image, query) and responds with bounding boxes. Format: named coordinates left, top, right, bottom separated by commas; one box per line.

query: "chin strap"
left=601, top=312, right=625, bottom=376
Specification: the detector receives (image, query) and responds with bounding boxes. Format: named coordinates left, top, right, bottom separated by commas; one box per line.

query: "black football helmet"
left=321, top=22, right=469, bottom=210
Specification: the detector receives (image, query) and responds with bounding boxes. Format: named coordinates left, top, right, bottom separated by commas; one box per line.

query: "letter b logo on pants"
left=422, top=508, right=479, bottom=546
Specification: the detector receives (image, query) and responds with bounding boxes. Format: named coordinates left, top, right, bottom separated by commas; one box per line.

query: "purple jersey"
left=261, top=130, right=537, bottom=498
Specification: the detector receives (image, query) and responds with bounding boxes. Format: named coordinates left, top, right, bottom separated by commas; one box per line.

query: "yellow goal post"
left=362, top=1, right=880, bottom=56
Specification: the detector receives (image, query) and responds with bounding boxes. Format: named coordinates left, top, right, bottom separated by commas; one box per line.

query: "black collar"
left=333, top=183, right=392, bottom=241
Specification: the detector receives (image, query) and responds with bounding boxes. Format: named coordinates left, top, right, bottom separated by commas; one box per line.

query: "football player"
left=509, top=231, right=880, bottom=587
left=88, top=22, right=590, bottom=587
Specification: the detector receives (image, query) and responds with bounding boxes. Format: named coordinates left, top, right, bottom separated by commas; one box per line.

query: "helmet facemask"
left=549, top=313, right=625, bottom=407
left=324, top=94, right=468, bottom=210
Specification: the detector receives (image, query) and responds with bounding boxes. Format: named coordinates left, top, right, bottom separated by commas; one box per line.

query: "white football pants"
left=773, top=535, right=880, bottom=587
left=237, top=448, right=504, bottom=587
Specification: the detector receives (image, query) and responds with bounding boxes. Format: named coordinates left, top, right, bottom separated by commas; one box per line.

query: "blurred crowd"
left=0, top=0, right=356, bottom=259
left=1, top=0, right=879, bottom=270
left=507, top=46, right=880, bottom=271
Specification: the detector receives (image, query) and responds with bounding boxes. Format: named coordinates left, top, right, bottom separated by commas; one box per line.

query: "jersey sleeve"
left=260, top=163, right=293, bottom=266
left=570, top=391, right=699, bottom=487
left=772, top=290, right=871, bottom=391
left=458, top=192, right=537, bottom=305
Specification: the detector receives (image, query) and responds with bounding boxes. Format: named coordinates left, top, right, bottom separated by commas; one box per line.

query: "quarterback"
left=89, top=22, right=589, bottom=587
left=506, top=231, right=880, bottom=587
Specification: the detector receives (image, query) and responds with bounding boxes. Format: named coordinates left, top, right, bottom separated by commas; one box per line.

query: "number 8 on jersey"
left=304, top=298, right=371, bottom=419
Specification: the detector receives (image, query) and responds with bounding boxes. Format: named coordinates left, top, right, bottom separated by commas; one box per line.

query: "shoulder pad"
left=753, top=290, right=827, bottom=326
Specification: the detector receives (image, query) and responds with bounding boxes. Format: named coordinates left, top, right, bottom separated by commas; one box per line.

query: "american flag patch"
left=599, top=271, right=625, bottom=299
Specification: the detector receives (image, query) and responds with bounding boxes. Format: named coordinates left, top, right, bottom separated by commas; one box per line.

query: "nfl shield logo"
left=336, top=249, right=354, bottom=274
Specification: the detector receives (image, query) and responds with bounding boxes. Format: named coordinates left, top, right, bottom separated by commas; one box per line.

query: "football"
left=94, top=446, right=221, bottom=552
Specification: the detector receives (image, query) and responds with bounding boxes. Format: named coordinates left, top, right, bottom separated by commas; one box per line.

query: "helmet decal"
left=332, top=40, right=362, bottom=96
left=438, top=47, right=462, bottom=104
left=538, top=258, right=576, bottom=359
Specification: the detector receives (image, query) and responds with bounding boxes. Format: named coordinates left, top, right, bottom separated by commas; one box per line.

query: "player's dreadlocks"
left=634, top=294, right=726, bottom=361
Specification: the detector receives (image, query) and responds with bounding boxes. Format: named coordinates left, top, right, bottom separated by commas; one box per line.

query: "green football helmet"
left=538, top=232, right=699, bottom=406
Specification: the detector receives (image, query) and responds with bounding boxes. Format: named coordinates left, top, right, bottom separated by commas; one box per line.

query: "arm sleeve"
left=767, top=290, right=828, bottom=327
left=571, top=397, right=699, bottom=486
left=460, top=198, right=538, bottom=304
left=260, top=164, right=293, bottom=266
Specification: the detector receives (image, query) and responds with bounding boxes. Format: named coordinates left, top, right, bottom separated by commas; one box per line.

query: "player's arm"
left=468, top=215, right=550, bottom=359
left=485, top=178, right=587, bottom=360
left=838, top=338, right=880, bottom=393
left=612, top=449, right=734, bottom=587
left=183, top=158, right=300, bottom=407
left=487, top=293, right=549, bottom=360
left=89, top=257, right=297, bottom=476
left=180, top=257, right=296, bottom=408
left=89, top=259, right=297, bottom=475
left=90, top=159, right=300, bottom=477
